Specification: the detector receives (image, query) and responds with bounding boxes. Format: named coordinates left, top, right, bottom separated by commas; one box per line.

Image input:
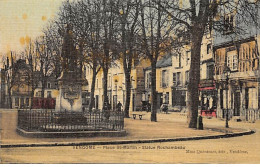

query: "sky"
left=0, top=0, right=65, bottom=57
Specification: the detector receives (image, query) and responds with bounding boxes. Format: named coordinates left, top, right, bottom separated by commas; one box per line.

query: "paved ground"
left=1, top=133, right=259, bottom=163
left=0, top=109, right=259, bottom=163
left=0, top=110, right=231, bottom=145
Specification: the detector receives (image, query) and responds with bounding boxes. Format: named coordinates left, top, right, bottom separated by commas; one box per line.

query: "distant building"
left=0, top=59, right=61, bottom=109
left=8, top=59, right=32, bottom=109
left=144, top=53, right=173, bottom=110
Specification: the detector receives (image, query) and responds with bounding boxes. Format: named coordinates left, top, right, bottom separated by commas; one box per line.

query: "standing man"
left=117, top=101, right=122, bottom=112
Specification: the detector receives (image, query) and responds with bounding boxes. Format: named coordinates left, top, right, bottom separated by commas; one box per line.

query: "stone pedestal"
left=56, top=71, right=83, bottom=112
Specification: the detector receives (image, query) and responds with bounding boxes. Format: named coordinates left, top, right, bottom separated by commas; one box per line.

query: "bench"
left=132, top=114, right=145, bottom=120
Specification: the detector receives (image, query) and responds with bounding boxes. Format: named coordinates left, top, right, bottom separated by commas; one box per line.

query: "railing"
left=221, top=108, right=260, bottom=122
left=242, top=109, right=260, bottom=122
left=17, top=109, right=124, bottom=132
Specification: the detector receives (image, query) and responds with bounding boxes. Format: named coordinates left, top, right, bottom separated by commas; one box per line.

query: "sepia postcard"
left=0, top=0, right=260, bottom=164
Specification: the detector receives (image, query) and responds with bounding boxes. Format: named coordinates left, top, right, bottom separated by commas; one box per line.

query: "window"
left=15, top=97, right=19, bottom=107
left=96, top=79, right=98, bottom=88
left=173, top=72, right=182, bottom=86
left=173, top=73, right=176, bottom=86
left=26, top=98, right=29, bottom=107
left=227, top=54, right=238, bottom=71
left=47, top=91, right=52, bottom=98
left=179, top=54, right=182, bottom=67
left=38, top=81, right=42, bottom=88
left=164, top=92, right=169, bottom=104
left=36, top=91, right=42, bottom=97
left=146, top=72, right=151, bottom=88
left=207, top=64, right=214, bottom=79
left=224, top=14, right=235, bottom=34
left=185, top=71, right=189, bottom=85
left=47, top=82, right=51, bottom=89
left=207, top=44, right=211, bottom=54
left=161, top=70, right=168, bottom=88
left=20, top=98, right=24, bottom=108
left=176, top=72, right=182, bottom=86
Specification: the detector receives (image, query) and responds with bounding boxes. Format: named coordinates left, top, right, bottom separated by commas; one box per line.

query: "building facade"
left=144, top=54, right=173, bottom=110
left=214, top=37, right=260, bottom=122
left=213, top=4, right=260, bottom=121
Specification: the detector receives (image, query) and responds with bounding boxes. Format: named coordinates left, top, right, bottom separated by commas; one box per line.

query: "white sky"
left=0, top=0, right=65, bottom=56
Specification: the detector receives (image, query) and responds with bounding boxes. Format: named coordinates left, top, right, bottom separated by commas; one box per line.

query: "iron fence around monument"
left=17, top=109, right=124, bottom=132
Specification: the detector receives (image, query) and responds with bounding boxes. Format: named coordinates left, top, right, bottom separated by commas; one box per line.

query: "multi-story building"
left=214, top=37, right=260, bottom=121
left=171, top=46, right=191, bottom=111
left=214, top=9, right=260, bottom=121
left=85, top=57, right=151, bottom=112
left=143, top=35, right=214, bottom=113
left=0, top=58, right=62, bottom=109
left=199, top=32, right=217, bottom=117
left=144, top=54, right=173, bottom=110
left=85, top=60, right=126, bottom=110
left=8, top=59, right=32, bottom=109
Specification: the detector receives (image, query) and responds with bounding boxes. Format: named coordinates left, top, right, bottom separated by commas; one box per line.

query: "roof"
left=213, top=3, right=260, bottom=47
left=144, top=53, right=172, bottom=71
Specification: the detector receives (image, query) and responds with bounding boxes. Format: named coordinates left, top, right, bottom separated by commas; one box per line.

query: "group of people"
left=103, top=101, right=123, bottom=112
left=144, top=102, right=168, bottom=113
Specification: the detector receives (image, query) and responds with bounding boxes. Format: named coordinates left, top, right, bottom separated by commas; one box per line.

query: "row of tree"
left=2, top=0, right=258, bottom=128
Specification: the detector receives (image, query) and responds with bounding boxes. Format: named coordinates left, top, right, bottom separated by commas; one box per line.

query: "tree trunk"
left=41, top=77, right=46, bottom=108
left=102, top=65, right=109, bottom=110
left=124, top=69, right=131, bottom=118
left=8, top=87, right=12, bottom=109
left=187, top=26, right=204, bottom=128
left=150, top=60, right=157, bottom=122
left=30, top=88, right=35, bottom=109
left=89, top=65, right=97, bottom=112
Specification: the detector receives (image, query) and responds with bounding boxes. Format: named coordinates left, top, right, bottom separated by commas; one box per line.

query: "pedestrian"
left=161, top=103, right=168, bottom=114
left=146, top=102, right=151, bottom=112
left=117, top=101, right=122, bottom=112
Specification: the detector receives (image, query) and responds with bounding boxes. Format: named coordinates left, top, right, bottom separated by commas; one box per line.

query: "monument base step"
left=16, top=128, right=126, bottom=138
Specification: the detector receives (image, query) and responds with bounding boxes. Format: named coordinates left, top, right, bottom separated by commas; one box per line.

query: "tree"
left=35, top=35, right=55, bottom=101
left=99, top=0, right=121, bottom=110
left=24, top=39, right=37, bottom=108
left=118, top=0, right=141, bottom=117
left=139, top=0, right=176, bottom=121
left=3, top=52, right=15, bottom=108
left=72, top=0, right=103, bottom=112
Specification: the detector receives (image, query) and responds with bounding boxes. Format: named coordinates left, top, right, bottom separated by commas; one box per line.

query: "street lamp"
left=223, top=65, right=231, bottom=128
left=114, top=79, right=118, bottom=110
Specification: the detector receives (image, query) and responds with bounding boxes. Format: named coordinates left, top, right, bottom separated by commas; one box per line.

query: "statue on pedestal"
left=56, top=24, right=84, bottom=112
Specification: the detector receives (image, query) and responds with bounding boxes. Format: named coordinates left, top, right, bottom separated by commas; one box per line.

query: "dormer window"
left=224, top=13, right=235, bottom=34
left=47, top=82, right=51, bottom=89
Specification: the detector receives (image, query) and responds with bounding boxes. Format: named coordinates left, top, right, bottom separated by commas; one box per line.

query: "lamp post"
left=223, top=66, right=231, bottom=128
left=114, top=79, right=118, bottom=110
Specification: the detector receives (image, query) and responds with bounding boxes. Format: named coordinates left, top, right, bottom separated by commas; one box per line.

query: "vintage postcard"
left=0, top=0, right=260, bottom=164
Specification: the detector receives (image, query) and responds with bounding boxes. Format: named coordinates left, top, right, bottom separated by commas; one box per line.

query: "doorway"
left=234, top=91, right=240, bottom=116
